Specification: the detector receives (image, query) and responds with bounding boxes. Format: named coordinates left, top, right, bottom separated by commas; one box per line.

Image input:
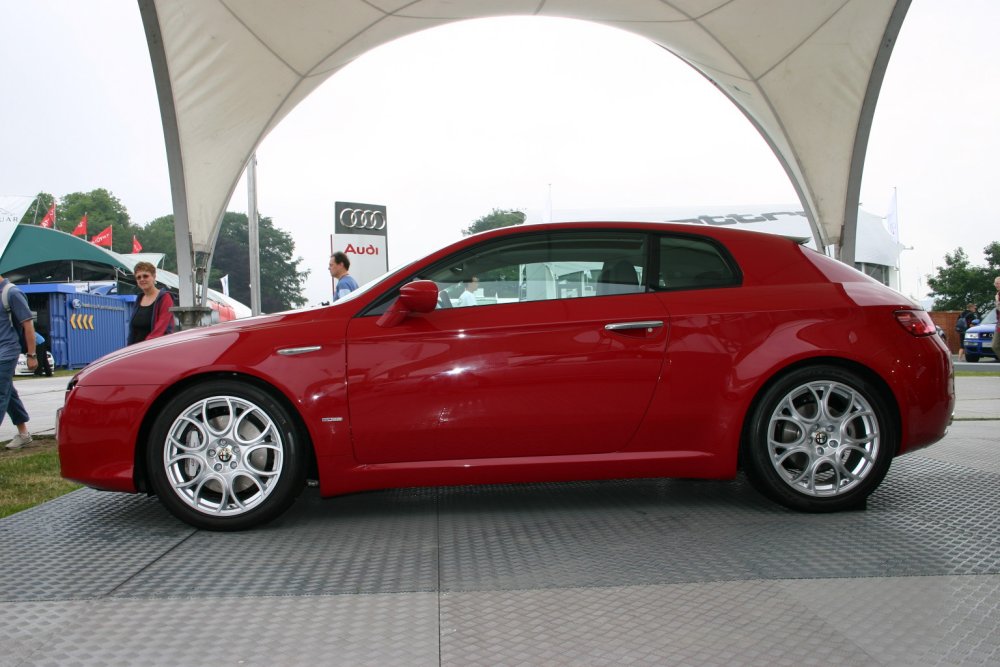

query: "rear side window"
left=656, top=235, right=739, bottom=290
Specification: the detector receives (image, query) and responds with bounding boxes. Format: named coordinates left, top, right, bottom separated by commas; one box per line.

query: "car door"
left=345, top=230, right=670, bottom=463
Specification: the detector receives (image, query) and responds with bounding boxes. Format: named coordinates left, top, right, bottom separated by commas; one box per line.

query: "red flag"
left=92, top=225, right=113, bottom=248
left=132, top=235, right=143, bottom=253
left=72, top=213, right=88, bottom=237
left=40, top=204, right=55, bottom=228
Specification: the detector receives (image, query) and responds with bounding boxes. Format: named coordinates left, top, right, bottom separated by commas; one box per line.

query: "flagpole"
left=30, top=197, right=41, bottom=225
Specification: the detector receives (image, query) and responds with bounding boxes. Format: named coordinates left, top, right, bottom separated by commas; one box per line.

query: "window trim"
left=358, top=227, right=743, bottom=317
left=649, top=232, right=743, bottom=292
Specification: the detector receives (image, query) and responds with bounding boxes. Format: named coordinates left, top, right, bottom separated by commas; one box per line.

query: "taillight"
left=894, top=310, right=937, bottom=336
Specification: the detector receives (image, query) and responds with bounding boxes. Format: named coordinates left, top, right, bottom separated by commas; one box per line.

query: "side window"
left=657, top=236, right=738, bottom=290
left=422, top=231, right=648, bottom=309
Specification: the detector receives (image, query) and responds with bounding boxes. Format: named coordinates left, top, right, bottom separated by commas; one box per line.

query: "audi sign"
left=335, top=202, right=387, bottom=236
left=333, top=201, right=390, bottom=288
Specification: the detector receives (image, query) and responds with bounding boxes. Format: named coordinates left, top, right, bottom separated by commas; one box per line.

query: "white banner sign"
left=338, top=237, right=388, bottom=287
left=333, top=201, right=389, bottom=288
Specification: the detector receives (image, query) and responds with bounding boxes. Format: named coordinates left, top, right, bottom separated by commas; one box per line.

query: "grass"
left=0, top=437, right=81, bottom=519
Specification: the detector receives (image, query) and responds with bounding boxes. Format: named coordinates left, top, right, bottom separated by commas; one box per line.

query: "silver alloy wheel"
left=163, top=395, right=284, bottom=516
left=766, top=380, right=880, bottom=497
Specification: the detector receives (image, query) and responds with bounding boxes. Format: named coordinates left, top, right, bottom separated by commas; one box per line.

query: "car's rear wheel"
left=147, top=380, right=305, bottom=530
left=743, top=365, right=896, bottom=512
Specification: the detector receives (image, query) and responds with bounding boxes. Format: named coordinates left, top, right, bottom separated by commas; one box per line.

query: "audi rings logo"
left=335, top=202, right=387, bottom=237
left=339, top=208, right=386, bottom=230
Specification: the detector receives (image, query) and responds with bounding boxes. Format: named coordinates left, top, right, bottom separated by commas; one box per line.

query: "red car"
left=58, top=222, right=953, bottom=530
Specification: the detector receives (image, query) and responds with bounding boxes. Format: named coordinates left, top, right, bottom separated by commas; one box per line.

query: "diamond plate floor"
left=1, top=421, right=997, bottom=665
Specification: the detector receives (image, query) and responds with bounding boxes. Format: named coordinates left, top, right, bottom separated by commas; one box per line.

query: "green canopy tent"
left=0, top=224, right=132, bottom=283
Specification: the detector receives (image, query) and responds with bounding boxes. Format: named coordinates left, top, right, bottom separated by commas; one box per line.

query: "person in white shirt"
left=457, top=277, right=479, bottom=307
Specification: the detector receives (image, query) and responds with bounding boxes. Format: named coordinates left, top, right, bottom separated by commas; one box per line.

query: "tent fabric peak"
left=139, top=0, right=910, bottom=306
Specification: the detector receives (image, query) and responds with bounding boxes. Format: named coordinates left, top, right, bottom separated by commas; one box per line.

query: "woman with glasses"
left=128, top=261, right=175, bottom=345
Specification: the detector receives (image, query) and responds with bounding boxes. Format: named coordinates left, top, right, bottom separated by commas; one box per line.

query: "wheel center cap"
left=217, top=443, right=234, bottom=462
left=813, top=431, right=829, bottom=446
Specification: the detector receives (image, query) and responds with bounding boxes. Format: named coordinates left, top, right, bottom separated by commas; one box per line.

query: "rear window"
left=656, top=235, right=739, bottom=290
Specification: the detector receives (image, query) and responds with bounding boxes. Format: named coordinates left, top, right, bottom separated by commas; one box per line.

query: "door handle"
left=277, top=345, right=322, bottom=356
left=604, top=321, right=663, bottom=332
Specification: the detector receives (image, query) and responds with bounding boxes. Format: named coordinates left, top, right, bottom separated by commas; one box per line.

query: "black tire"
left=146, top=380, right=305, bottom=530
left=966, top=353, right=979, bottom=363
left=743, top=365, right=896, bottom=512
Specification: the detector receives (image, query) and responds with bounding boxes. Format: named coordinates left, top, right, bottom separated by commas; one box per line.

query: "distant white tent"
left=527, top=204, right=904, bottom=290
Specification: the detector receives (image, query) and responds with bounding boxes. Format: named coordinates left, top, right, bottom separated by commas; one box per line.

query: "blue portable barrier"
left=21, top=284, right=130, bottom=369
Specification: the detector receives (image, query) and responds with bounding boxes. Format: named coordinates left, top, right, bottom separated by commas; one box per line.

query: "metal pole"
left=247, top=153, right=262, bottom=316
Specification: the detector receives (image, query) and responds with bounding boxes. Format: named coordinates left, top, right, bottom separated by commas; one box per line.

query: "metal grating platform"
left=1, top=419, right=998, bottom=665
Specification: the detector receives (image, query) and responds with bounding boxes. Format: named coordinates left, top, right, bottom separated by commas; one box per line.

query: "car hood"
left=78, top=307, right=331, bottom=379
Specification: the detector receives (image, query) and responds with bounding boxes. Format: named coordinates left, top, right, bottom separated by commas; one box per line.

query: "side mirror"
left=377, top=280, right=440, bottom=327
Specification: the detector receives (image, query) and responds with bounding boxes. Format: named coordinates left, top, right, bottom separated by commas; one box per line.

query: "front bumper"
left=58, top=384, right=159, bottom=493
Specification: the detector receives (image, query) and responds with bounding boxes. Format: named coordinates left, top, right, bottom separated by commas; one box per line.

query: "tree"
left=142, top=214, right=180, bottom=271
left=18, top=189, right=144, bottom=252
left=927, top=244, right=998, bottom=312
left=141, top=212, right=308, bottom=312
left=31, top=189, right=143, bottom=253
left=983, top=241, right=1000, bottom=276
left=462, top=208, right=526, bottom=236
left=17, top=192, right=56, bottom=225
left=209, top=212, right=309, bottom=312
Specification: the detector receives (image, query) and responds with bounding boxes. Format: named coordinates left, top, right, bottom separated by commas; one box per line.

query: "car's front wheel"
left=966, top=352, right=980, bottom=363
left=147, top=380, right=305, bottom=530
left=743, top=366, right=896, bottom=512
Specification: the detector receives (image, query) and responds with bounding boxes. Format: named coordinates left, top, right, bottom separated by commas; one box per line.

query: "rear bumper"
left=887, top=336, right=954, bottom=455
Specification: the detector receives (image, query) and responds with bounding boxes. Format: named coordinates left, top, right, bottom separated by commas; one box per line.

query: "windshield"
left=330, top=259, right=419, bottom=306
left=976, top=309, right=997, bottom=326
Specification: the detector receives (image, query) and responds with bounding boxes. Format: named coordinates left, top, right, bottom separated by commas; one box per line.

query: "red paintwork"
left=58, top=222, right=954, bottom=498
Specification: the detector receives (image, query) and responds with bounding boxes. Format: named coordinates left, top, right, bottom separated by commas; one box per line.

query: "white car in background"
left=15, top=351, right=55, bottom=376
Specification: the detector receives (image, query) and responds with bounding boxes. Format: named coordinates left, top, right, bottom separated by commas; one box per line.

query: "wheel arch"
left=133, top=371, right=318, bottom=493
left=737, top=356, right=901, bottom=469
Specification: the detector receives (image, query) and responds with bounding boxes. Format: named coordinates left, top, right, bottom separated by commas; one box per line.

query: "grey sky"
left=1, top=1, right=997, bottom=306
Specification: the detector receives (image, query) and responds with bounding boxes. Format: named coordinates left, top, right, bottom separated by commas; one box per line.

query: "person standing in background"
left=992, top=276, right=1000, bottom=358
left=956, top=303, right=977, bottom=361
left=457, top=277, right=479, bottom=307
left=128, top=262, right=175, bottom=345
left=33, top=327, right=53, bottom=377
left=0, top=274, right=36, bottom=450
left=329, top=251, right=359, bottom=301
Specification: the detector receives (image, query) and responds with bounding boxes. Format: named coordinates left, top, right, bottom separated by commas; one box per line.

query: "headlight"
left=966, top=333, right=981, bottom=340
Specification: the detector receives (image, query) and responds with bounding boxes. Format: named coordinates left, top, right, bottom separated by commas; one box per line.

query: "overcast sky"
left=2, top=1, right=997, bottom=306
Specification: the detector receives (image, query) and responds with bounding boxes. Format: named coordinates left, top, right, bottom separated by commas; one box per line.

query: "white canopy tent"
left=138, top=0, right=910, bottom=311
